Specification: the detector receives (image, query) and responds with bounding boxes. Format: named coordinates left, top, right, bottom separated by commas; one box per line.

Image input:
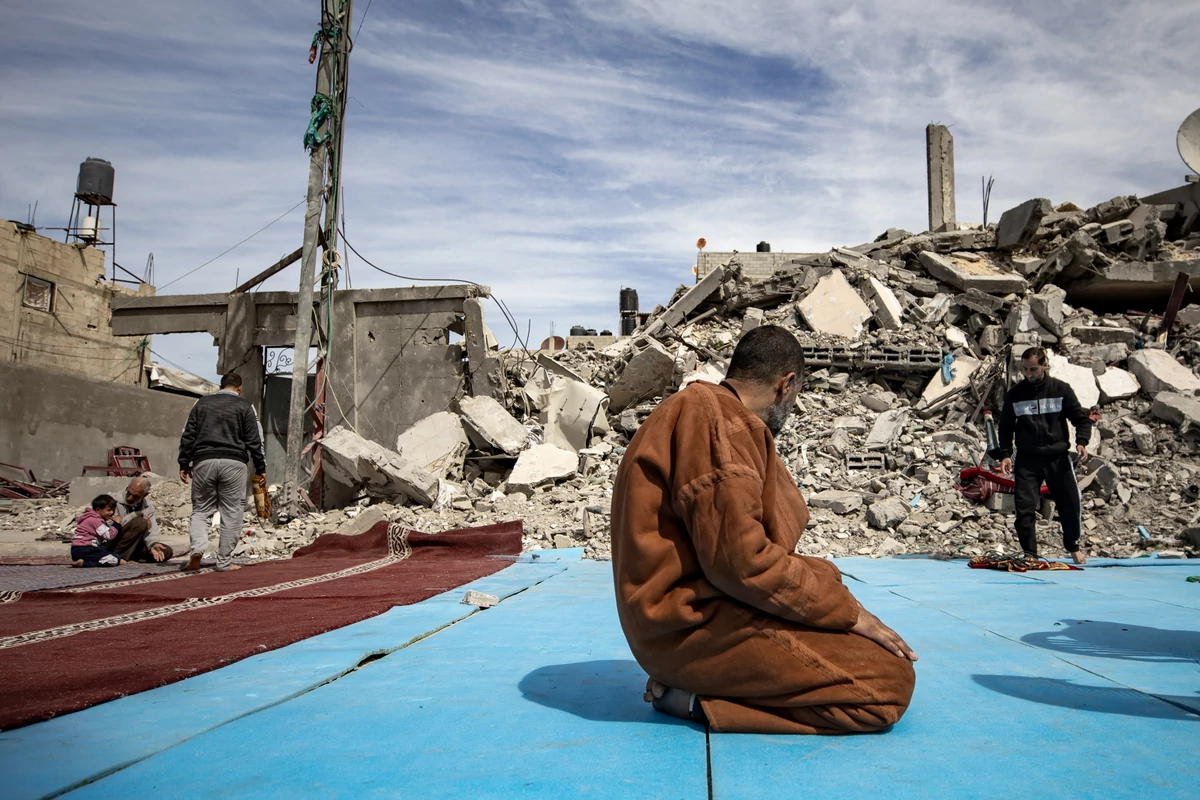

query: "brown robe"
left=611, top=381, right=915, bottom=734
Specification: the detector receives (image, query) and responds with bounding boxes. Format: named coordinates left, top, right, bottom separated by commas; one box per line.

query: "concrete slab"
left=1127, top=349, right=1200, bottom=397
left=608, top=337, right=676, bottom=413
left=394, top=411, right=469, bottom=479
left=807, top=489, right=863, bottom=514
left=1097, top=367, right=1141, bottom=403
left=797, top=270, right=873, bottom=339
left=506, top=443, right=579, bottom=493
left=321, top=426, right=439, bottom=506
left=919, top=355, right=981, bottom=407
left=1047, top=351, right=1100, bottom=408
left=918, top=251, right=1027, bottom=295
left=864, top=409, right=909, bottom=449
left=457, top=395, right=530, bottom=456
left=1071, top=325, right=1138, bottom=346
left=1150, top=392, right=1200, bottom=429
left=997, top=197, right=1053, bottom=250
left=862, top=274, right=904, bottom=330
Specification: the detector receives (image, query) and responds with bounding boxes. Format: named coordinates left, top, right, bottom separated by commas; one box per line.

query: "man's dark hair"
left=1021, top=347, right=1047, bottom=365
left=220, top=372, right=243, bottom=389
left=725, top=326, right=806, bottom=386
left=91, top=494, right=117, bottom=511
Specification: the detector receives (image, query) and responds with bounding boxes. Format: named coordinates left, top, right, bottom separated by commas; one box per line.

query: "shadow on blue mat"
left=1021, top=620, right=1200, bottom=663
left=519, top=659, right=692, bottom=726
left=974, top=675, right=1200, bottom=721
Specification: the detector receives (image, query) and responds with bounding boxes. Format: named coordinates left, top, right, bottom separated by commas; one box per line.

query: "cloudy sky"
left=3, top=0, right=1198, bottom=379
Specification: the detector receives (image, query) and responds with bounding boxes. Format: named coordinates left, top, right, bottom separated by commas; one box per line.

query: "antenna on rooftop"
left=1179, top=107, right=1200, bottom=183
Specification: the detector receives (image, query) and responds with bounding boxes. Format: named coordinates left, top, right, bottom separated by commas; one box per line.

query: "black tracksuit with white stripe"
left=989, top=376, right=1092, bottom=555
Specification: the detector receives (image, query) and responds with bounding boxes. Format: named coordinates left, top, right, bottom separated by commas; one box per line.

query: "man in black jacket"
left=178, top=372, right=267, bottom=572
left=989, top=347, right=1092, bottom=564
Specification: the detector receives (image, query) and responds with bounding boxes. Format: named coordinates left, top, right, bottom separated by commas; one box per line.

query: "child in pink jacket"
left=71, top=495, right=122, bottom=568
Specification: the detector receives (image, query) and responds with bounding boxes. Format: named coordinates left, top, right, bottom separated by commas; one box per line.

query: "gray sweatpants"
left=188, top=458, right=248, bottom=571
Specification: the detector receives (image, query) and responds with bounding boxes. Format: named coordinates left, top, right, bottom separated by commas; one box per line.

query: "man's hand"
left=998, top=457, right=1012, bottom=477
left=850, top=606, right=918, bottom=661
left=179, top=469, right=191, bottom=485
left=1076, top=444, right=1089, bottom=463
left=150, top=543, right=167, bottom=562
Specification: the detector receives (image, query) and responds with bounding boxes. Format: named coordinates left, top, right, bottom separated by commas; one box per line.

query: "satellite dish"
left=1179, top=107, right=1200, bottom=175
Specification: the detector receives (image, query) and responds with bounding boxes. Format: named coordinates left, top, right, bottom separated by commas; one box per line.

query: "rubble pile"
left=9, top=192, right=1200, bottom=564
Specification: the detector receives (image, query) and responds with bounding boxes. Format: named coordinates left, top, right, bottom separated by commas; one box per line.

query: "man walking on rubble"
left=177, top=372, right=267, bottom=572
left=105, top=476, right=173, bottom=563
left=611, top=325, right=917, bottom=734
left=989, top=347, right=1092, bottom=564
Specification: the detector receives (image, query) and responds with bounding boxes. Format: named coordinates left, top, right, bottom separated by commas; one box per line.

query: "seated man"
left=106, top=477, right=173, bottom=563
left=611, top=326, right=917, bottom=734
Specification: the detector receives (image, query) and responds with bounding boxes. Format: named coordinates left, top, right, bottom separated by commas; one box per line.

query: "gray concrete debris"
left=1127, top=349, right=1200, bottom=397
left=861, top=275, right=904, bottom=330
left=334, top=506, right=388, bottom=537
left=865, top=409, right=909, bottom=449
left=997, top=198, right=1053, bottom=250
left=1046, top=351, right=1100, bottom=409
left=322, top=426, right=440, bottom=507
left=394, top=411, right=470, bottom=479
left=1150, top=392, right=1200, bottom=429
left=741, top=307, right=765, bottom=333
left=462, top=589, right=500, bottom=608
left=1029, top=285, right=1067, bottom=336
left=866, top=497, right=909, bottom=530
left=797, top=270, right=873, bottom=339
left=861, top=392, right=896, bottom=413
left=506, top=443, right=579, bottom=493
left=834, top=416, right=868, bottom=435
left=1070, top=325, right=1137, bottom=346
left=458, top=395, right=531, bottom=456
left=1129, top=423, right=1156, bottom=455
left=608, top=337, right=675, bottom=413
left=918, top=251, right=1027, bottom=295
left=1096, top=367, right=1141, bottom=403
left=808, top=490, right=863, bottom=515
left=875, top=536, right=906, bottom=556
left=985, top=492, right=1015, bottom=513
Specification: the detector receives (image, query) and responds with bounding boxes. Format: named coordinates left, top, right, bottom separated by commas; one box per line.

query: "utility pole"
left=283, top=0, right=354, bottom=514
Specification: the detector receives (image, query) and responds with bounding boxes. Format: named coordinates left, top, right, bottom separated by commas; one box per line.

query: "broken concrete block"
left=866, top=497, right=909, bottom=530
left=918, top=251, right=1027, bottom=295
left=1129, top=423, right=1155, bottom=455
left=864, top=409, right=908, bottom=449
left=980, top=325, right=1008, bottom=353
left=322, top=426, right=440, bottom=506
left=608, top=337, right=676, bottom=412
left=1006, top=301, right=1041, bottom=335
left=797, top=270, right=873, bottom=339
left=506, top=443, right=578, bottom=493
left=861, top=392, right=896, bottom=413
left=1100, top=220, right=1134, bottom=246
left=833, top=416, right=868, bottom=434
left=985, top=492, right=1015, bottom=513
left=1046, top=352, right=1100, bottom=409
left=462, top=589, right=500, bottom=608
left=335, top=506, right=388, bottom=537
left=1076, top=457, right=1119, bottom=498
left=395, top=411, right=470, bottom=479
left=1097, top=367, right=1140, bottom=403
left=874, top=536, right=907, bottom=556
left=644, top=264, right=731, bottom=335
left=1176, top=305, right=1200, bottom=327
left=540, top=375, right=608, bottom=453
left=1086, top=195, right=1138, bottom=224
left=463, top=297, right=504, bottom=400
left=917, top=293, right=954, bottom=325
left=458, top=396, right=530, bottom=456
left=919, top=355, right=981, bottom=407
left=1127, top=349, right=1200, bottom=397
left=944, top=326, right=969, bottom=349
left=955, top=288, right=1005, bottom=315
left=997, top=197, right=1053, bottom=250
left=679, top=360, right=728, bottom=390
left=553, top=533, right=575, bottom=550
left=1070, top=325, right=1137, bottom=346
left=1151, top=392, right=1200, bottom=429
left=808, top=490, right=863, bottom=515
left=861, top=275, right=904, bottom=330
left=741, top=307, right=765, bottom=333
left=1029, top=285, right=1066, bottom=336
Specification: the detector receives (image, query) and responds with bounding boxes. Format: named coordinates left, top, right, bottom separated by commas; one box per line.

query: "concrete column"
left=218, top=294, right=264, bottom=414
left=462, top=297, right=504, bottom=400
left=926, top=124, right=956, bottom=233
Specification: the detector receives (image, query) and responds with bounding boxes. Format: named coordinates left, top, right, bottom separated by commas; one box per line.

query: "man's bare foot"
left=71, top=559, right=84, bottom=568
left=1071, top=551, right=1088, bottom=565
left=180, top=553, right=203, bottom=572
left=221, top=564, right=243, bottom=572
left=644, top=678, right=694, bottom=720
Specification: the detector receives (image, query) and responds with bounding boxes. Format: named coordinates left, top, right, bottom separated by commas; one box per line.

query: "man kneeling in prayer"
left=611, top=326, right=917, bottom=734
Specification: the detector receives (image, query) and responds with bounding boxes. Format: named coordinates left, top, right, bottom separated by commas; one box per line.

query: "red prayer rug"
left=0, top=520, right=522, bottom=730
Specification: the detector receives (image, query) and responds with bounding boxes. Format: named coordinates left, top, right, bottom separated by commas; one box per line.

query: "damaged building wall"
left=1, top=221, right=155, bottom=384
left=0, top=361, right=196, bottom=481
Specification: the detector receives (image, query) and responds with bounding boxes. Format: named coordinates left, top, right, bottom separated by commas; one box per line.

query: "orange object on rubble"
left=252, top=474, right=272, bottom=519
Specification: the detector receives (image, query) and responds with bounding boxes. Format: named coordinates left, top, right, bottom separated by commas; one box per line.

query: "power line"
left=157, top=199, right=305, bottom=291
left=355, top=0, right=374, bottom=38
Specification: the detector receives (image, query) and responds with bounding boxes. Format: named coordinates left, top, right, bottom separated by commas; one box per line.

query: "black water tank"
left=585, top=328, right=598, bottom=337
left=570, top=325, right=588, bottom=337
left=619, top=287, right=639, bottom=313
left=621, top=317, right=638, bottom=336
left=77, top=158, right=115, bottom=203
left=599, top=329, right=612, bottom=336
left=756, top=241, right=771, bottom=252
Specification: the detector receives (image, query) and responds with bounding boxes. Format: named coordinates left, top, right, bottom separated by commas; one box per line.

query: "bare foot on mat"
left=70, top=559, right=84, bottom=568
left=644, top=678, right=692, bottom=720
left=221, top=564, right=243, bottom=572
left=1071, top=551, right=1088, bottom=565
left=180, top=553, right=203, bottom=572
